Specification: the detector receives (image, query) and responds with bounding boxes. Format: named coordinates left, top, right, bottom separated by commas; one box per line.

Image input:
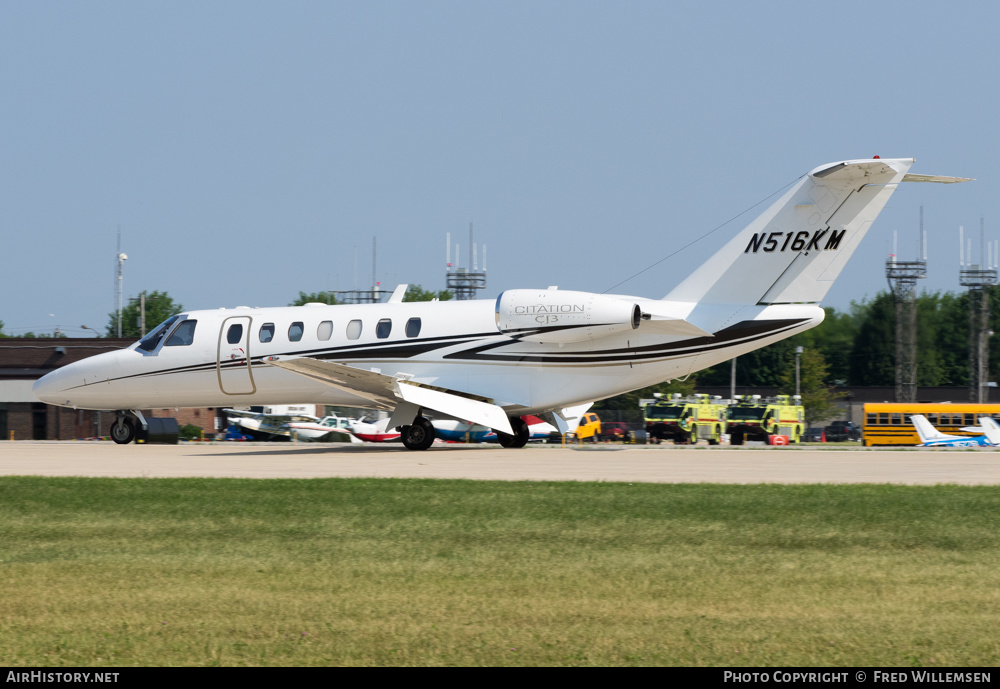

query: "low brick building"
left=0, top=338, right=228, bottom=440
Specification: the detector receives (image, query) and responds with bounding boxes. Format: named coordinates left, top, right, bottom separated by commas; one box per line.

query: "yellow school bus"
left=862, top=403, right=1000, bottom=446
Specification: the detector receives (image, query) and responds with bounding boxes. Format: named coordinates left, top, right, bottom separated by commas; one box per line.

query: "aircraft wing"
left=267, top=357, right=514, bottom=435
left=222, top=408, right=259, bottom=418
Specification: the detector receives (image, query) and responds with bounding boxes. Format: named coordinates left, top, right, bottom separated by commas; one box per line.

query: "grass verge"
left=0, top=477, right=998, bottom=666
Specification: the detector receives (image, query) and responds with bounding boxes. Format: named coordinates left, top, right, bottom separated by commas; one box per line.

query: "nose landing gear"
left=110, top=417, right=135, bottom=445
left=110, top=410, right=147, bottom=445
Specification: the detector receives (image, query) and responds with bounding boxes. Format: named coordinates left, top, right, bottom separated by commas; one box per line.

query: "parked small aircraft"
left=33, top=158, right=970, bottom=450
left=911, top=414, right=1000, bottom=447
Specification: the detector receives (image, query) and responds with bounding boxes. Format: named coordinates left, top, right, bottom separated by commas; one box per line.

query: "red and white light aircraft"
left=34, top=158, right=969, bottom=450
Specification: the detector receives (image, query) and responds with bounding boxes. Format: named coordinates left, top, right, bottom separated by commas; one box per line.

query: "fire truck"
left=641, top=393, right=728, bottom=444
left=726, top=394, right=804, bottom=445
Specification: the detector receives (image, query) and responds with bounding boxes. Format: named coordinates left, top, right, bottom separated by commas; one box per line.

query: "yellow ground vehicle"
left=574, top=412, right=601, bottom=441
left=642, top=393, right=727, bottom=444
left=727, top=394, right=804, bottom=445
left=862, top=403, right=1000, bottom=446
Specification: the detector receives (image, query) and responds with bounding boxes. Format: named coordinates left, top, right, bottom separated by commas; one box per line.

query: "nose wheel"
left=110, top=417, right=136, bottom=445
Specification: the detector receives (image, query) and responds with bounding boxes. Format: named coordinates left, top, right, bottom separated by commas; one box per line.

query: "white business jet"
left=33, top=158, right=970, bottom=450
left=911, top=414, right=1000, bottom=447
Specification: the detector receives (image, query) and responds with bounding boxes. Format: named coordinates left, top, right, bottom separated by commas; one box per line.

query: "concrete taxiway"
left=1, top=441, right=998, bottom=484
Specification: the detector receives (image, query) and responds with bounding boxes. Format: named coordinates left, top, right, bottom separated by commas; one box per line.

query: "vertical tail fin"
left=666, top=158, right=915, bottom=305
left=911, top=414, right=947, bottom=445
left=978, top=417, right=1000, bottom=446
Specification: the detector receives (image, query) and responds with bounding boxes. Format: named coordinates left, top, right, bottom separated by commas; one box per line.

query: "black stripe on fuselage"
left=443, top=319, right=808, bottom=364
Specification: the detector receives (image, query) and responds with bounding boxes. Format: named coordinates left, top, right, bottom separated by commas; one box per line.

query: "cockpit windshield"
left=136, top=316, right=180, bottom=352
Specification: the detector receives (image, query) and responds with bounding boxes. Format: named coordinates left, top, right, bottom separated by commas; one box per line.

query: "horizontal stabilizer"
left=902, top=173, right=974, bottom=184
left=268, top=357, right=513, bottom=435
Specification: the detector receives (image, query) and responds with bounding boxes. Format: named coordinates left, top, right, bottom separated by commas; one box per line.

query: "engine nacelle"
left=495, top=289, right=641, bottom=344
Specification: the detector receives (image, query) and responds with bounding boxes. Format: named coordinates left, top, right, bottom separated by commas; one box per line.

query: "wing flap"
left=268, top=358, right=514, bottom=435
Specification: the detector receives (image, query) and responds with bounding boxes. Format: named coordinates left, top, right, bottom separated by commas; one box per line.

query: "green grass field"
left=0, top=477, right=998, bottom=666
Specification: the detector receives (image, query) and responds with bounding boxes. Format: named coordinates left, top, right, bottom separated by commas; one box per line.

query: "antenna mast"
left=446, top=222, right=487, bottom=300
left=960, top=218, right=997, bottom=402
left=885, top=210, right=926, bottom=403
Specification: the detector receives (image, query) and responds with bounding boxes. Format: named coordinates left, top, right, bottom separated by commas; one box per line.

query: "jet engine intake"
left=495, top=289, right=641, bottom=344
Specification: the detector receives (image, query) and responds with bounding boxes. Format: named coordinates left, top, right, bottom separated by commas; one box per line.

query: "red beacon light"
left=873, top=155, right=880, bottom=159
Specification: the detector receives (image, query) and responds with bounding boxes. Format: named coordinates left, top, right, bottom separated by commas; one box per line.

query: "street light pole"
left=795, top=346, right=803, bottom=397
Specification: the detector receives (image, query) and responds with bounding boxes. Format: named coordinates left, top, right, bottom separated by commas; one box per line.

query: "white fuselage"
left=32, top=297, right=823, bottom=416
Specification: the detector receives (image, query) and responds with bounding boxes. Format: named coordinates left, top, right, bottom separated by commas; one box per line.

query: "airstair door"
left=218, top=316, right=256, bottom=395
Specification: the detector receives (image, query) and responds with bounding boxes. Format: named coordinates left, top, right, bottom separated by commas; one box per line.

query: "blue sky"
left=2, top=1, right=996, bottom=336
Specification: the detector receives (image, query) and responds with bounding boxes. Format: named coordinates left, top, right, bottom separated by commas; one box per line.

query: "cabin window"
left=288, top=322, right=304, bottom=342
left=347, top=319, right=362, bottom=340
left=317, top=321, right=333, bottom=341
left=928, top=414, right=939, bottom=424
left=890, top=413, right=902, bottom=425
left=376, top=319, right=392, bottom=339
left=877, top=413, right=888, bottom=425
left=964, top=413, right=975, bottom=426
left=405, top=318, right=421, bottom=338
left=164, top=320, right=197, bottom=346
left=259, top=323, right=275, bottom=343
left=226, top=324, right=243, bottom=344
left=866, top=413, right=876, bottom=426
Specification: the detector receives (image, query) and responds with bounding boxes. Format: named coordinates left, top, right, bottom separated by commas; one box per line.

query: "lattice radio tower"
left=885, top=212, right=927, bottom=403
left=446, top=224, right=487, bottom=300
left=959, top=219, right=997, bottom=403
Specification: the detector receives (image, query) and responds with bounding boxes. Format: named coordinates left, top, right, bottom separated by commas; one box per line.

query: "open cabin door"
left=217, top=316, right=256, bottom=395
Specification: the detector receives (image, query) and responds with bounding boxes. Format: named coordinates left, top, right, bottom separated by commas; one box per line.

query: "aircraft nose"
left=33, top=350, right=123, bottom=409
left=33, top=367, right=73, bottom=406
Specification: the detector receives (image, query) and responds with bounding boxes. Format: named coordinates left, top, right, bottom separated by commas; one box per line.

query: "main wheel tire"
left=402, top=416, right=435, bottom=451
left=111, top=418, right=135, bottom=445
left=731, top=432, right=744, bottom=446
left=497, top=416, right=530, bottom=448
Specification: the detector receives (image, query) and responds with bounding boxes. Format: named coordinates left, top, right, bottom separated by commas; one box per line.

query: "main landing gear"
left=497, top=416, right=530, bottom=449
left=401, top=416, right=436, bottom=451
left=398, top=414, right=531, bottom=450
